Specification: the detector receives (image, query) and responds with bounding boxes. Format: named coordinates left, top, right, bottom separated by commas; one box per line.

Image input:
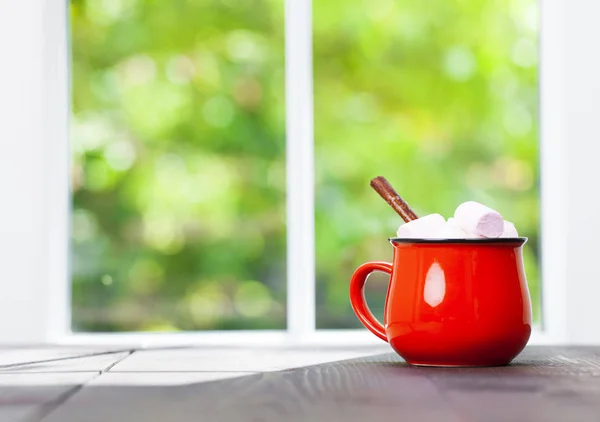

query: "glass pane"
left=314, top=0, right=539, bottom=327
left=70, top=0, right=286, bottom=331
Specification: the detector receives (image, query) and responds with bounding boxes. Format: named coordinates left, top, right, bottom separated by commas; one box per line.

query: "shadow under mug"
left=349, top=238, right=532, bottom=367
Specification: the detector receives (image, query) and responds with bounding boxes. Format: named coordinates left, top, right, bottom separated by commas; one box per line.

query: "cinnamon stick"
left=370, top=176, right=418, bottom=222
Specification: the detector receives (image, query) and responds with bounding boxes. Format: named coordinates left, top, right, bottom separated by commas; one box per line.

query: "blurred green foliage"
left=314, top=0, right=539, bottom=327
left=70, top=0, right=286, bottom=331
left=71, top=0, right=538, bottom=332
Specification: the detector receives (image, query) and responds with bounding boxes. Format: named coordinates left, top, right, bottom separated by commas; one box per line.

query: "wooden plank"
left=0, top=373, right=95, bottom=422
left=434, top=376, right=600, bottom=422
left=42, top=351, right=452, bottom=422
left=109, top=348, right=387, bottom=372
left=89, top=371, right=256, bottom=386
left=42, top=347, right=600, bottom=422
left=0, top=347, right=129, bottom=369
left=0, top=352, right=131, bottom=373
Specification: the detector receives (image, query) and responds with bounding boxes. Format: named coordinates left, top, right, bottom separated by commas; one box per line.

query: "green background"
left=70, top=0, right=539, bottom=331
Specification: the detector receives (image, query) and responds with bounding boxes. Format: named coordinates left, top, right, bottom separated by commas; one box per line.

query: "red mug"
left=350, top=238, right=532, bottom=367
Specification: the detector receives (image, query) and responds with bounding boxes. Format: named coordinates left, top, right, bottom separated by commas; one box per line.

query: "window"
left=313, top=0, right=540, bottom=328
left=2, top=0, right=598, bottom=345
left=70, top=0, right=287, bottom=332
left=70, top=0, right=540, bottom=337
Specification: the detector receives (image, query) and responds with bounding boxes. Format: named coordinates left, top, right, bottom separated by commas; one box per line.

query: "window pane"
left=70, top=0, right=286, bottom=331
left=314, top=0, right=539, bottom=327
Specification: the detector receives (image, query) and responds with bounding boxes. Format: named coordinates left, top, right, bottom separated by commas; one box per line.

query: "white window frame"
left=0, top=0, right=595, bottom=346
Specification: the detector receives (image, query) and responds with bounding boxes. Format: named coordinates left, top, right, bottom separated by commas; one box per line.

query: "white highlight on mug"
left=424, top=262, right=446, bottom=307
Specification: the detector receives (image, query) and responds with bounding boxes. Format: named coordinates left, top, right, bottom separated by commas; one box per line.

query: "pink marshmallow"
left=396, top=214, right=446, bottom=238
left=454, top=201, right=504, bottom=238
left=500, top=221, right=519, bottom=238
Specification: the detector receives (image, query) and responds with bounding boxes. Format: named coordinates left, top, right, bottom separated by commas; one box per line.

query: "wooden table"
left=1, top=345, right=599, bottom=421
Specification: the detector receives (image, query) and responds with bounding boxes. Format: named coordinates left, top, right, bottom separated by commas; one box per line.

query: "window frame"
left=0, top=0, right=588, bottom=346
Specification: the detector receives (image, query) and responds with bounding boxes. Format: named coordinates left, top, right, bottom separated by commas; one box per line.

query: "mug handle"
left=349, top=261, right=393, bottom=342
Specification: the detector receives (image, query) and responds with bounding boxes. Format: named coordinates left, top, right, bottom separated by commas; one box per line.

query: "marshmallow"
left=437, top=218, right=473, bottom=239
left=454, top=201, right=504, bottom=238
left=500, top=220, right=519, bottom=238
left=396, top=214, right=446, bottom=238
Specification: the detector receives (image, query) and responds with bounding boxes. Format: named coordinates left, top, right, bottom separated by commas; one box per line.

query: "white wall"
left=562, top=0, right=600, bottom=343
